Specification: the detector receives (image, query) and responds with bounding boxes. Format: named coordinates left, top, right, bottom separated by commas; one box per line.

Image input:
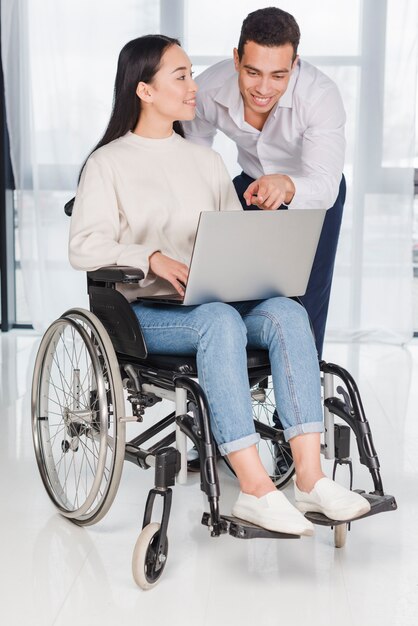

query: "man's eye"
left=273, top=75, right=285, bottom=80
left=247, top=71, right=257, bottom=76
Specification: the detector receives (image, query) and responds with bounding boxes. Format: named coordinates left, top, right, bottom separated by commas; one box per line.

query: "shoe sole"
left=295, top=501, right=371, bottom=522
left=232, top=506, right=314, bottom=536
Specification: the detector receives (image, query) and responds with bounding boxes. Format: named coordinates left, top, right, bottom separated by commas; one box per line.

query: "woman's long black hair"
left=79, top=34, right=184, bottom=180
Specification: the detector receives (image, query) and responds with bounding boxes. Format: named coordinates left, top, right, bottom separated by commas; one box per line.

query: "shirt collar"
left=213, top=58, right=301, bottom=121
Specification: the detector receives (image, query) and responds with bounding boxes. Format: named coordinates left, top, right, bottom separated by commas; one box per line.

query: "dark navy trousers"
left=232, top=172, right=346, bottom=359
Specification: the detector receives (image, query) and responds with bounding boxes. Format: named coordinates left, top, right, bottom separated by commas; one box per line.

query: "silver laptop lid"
left=182, top=209, right=326, bottom=306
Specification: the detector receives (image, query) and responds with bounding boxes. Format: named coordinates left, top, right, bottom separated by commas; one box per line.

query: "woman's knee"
left=256, top=298, right=314, bottom=345
left=263, top=297, right=310, bottom=326
left=197, top=302, right=247, bottom=345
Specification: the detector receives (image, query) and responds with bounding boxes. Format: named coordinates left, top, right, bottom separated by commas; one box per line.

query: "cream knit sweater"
left=69, top=131, right=241, bottom=300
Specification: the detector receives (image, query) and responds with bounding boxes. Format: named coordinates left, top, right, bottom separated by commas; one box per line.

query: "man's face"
left=234, top=41, right=297, bottom=121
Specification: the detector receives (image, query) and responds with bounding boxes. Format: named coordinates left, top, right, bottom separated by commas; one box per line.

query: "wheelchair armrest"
left=87, top=266, right=145, bottom=284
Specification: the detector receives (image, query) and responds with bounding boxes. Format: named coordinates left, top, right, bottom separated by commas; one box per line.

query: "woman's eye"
left=178, top=75, right=186, bottom=80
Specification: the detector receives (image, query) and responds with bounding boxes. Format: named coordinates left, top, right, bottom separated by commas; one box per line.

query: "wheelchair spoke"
left=52, top=351, right=73, bottom=404
left=55, top=443, right=76, bottom=475
left=46, top=424, right=66, bottom=447
left=73, top=452, right=81, bottom=510
left=48, top=378, right=83, bottom=413
left=62, top=451, right=75, bottom=495
left=45, top=409, right=68, bottom=418
left=77, top=436, right=100, bottom=470
left=77, top=359, right=93, bottom=408
left=251, top=377, right=295, bottom=488
left=58, top=331, right=77, bottom=380
left=49, top=357, right=88, bottom=412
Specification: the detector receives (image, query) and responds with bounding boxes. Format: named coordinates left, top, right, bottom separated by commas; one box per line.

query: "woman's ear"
left=136, top=82, right=152, bottom=102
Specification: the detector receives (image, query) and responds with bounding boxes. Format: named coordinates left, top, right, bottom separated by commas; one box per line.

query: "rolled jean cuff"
left=284, top=421, right=324, bottom=442
left=218, top=432, right=261, bottom=456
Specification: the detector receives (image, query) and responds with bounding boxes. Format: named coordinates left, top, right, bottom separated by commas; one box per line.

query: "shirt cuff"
left=289, top=176, right=336, bottom=210
left=116, top=244, right=160, bottom=285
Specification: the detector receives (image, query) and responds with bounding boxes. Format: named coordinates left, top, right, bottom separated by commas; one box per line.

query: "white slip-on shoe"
left=294, top=477, right=371, bottom=521
left=232, top=490, right=314, bottom=536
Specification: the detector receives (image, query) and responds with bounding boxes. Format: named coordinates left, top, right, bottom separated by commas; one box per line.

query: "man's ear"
left=291, top=54, right=300, bottom=71
left=136, top=81, right=152, bottom=102
left=233, top=47, right=240, bottom=71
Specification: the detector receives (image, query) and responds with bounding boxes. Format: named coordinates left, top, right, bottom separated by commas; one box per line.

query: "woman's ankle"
left=240, top=480, right=276, bottom=498
left=228, top=445, right=277, bottom=498
left=295, top=471, right=326, bottom=493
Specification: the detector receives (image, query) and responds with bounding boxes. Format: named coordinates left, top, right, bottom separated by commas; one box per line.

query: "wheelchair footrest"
left=303, top=491, right=397, bottom=527
left=202, top=513, right=300, bottom=540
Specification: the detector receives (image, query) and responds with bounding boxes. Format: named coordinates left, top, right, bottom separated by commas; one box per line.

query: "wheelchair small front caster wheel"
left=334, top=523, right=348, bottom=548
left=132, top=522, right=168, bottom=590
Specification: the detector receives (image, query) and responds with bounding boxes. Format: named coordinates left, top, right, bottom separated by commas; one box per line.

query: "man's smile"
left=250, top=94, right=276, bottom=107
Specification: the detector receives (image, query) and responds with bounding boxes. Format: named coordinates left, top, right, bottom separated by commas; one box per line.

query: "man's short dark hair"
left=237, top=7, right=300, bottom=61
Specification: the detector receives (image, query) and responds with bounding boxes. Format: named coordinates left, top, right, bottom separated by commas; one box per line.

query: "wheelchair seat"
left=138, top=349, right=270, bottom=376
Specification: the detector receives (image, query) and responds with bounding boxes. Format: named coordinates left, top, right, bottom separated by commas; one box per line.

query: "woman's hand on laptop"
left=149, top=252, right=189, bottom=296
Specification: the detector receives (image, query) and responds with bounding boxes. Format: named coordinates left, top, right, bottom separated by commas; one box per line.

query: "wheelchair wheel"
left=132, top=523, right=169, bottom=590
left=32, top=308, right=125, bottom=526
left=251, top=378, right=295, bottom=489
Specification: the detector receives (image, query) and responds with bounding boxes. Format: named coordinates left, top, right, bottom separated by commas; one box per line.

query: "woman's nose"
left=190, top=77, right=198, bottom=93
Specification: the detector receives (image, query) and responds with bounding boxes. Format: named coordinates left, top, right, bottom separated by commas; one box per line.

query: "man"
left=183, top=7, right=346, bottom=359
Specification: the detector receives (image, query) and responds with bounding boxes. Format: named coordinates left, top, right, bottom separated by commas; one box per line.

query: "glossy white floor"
left=1, top=330, right=417, bottom=626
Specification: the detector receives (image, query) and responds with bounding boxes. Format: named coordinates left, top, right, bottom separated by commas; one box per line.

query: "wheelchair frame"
left=31, top=265, right=397, bottom=589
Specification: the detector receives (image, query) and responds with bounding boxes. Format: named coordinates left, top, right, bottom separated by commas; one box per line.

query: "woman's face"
left=145, top=45, right=197, bottom=122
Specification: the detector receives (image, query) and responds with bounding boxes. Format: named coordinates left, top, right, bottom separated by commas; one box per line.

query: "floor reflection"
left=1, top=330, right=417, bottom=625
left=32, top=515, right=112, bottom=623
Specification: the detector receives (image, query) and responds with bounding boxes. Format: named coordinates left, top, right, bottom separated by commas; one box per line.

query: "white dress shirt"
left=184, top=59, right=346, bottom=210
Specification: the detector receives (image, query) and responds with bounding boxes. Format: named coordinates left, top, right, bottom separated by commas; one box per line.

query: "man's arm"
left=290, top=84, right=345, bottom=210
left=246, top=84, right=346, bottom=211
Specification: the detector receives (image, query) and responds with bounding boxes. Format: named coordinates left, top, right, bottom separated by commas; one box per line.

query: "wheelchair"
left=31, top=264, right=397, bottom=590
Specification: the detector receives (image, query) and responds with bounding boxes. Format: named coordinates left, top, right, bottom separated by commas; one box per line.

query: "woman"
left=69, top=35, right=370, bottom=536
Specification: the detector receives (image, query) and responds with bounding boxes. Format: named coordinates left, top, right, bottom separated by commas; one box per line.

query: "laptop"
left=140, top=209, right=326, bottom=306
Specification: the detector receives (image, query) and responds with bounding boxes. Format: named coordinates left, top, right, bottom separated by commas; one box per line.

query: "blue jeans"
left=233, top=173, right=346, bottom=359
left=132, top=297, right=323, bottom=455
